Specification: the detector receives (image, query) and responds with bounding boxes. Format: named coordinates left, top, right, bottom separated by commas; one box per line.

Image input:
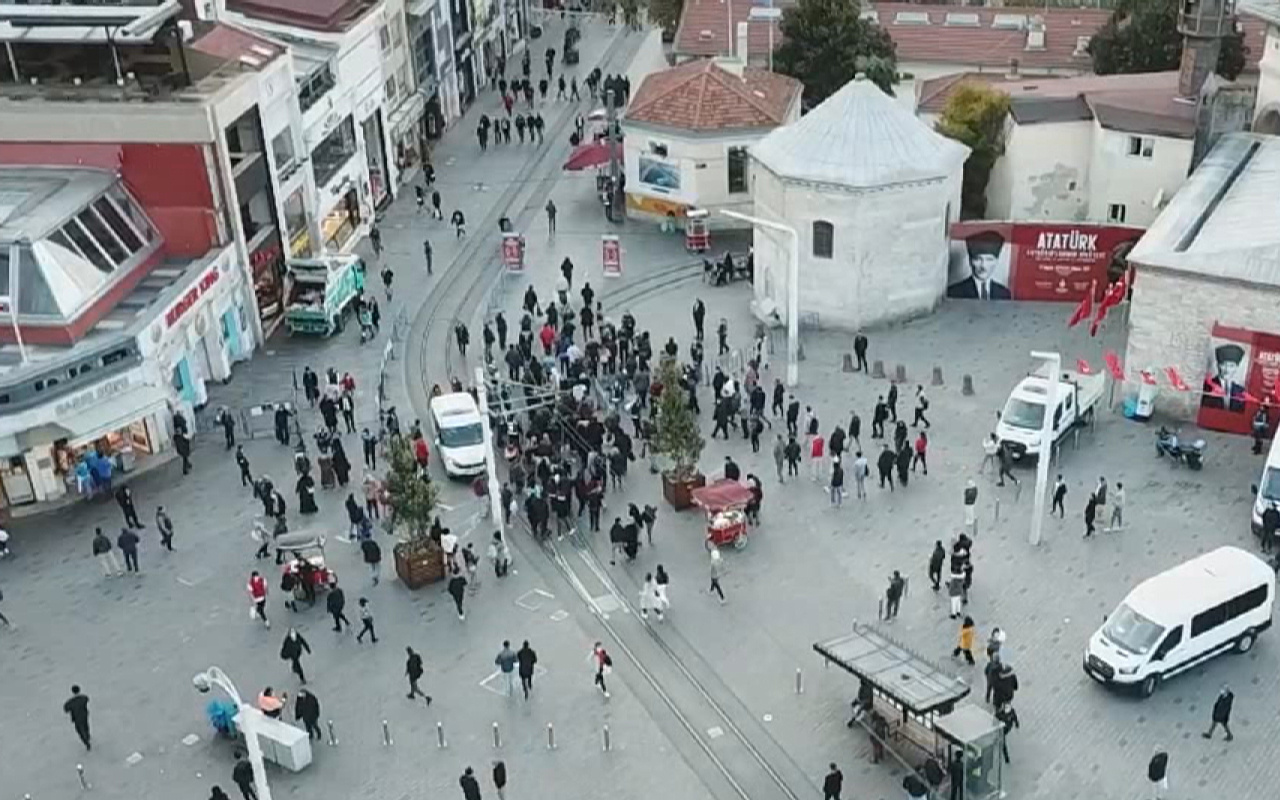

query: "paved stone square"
left=3, top=14, right=1279, bottom=800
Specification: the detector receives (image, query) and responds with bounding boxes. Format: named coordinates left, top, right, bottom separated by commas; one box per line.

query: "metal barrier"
left=240, top=401, right=305, bottom=447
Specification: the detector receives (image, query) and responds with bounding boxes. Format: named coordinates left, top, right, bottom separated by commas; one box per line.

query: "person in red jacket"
left=809, top=433, right=826, bottom=483
left=413, top=433, right=430, bottom=470
left=912, top=432, right=929, bottom=475
left=539, top=323, right=555, bottom=356
left=247, top=570, right=270, bottom=628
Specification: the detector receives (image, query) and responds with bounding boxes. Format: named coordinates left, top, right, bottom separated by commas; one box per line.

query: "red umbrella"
left=563, top=140, right=623, bottom=171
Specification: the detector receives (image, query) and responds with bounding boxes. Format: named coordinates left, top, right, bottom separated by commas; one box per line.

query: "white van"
left=1250, top=435, right=1280, bottom=535
left=429, top=392, right=486, bottom=478
left=1084, top=546, right=1274, bottom=698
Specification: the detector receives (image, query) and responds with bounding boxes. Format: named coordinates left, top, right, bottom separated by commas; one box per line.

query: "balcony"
left=310, top=115, right=357, bottom=188
left=297, top=64, right=336, bottom=113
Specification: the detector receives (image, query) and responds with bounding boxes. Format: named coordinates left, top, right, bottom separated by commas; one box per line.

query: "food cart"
left=691, top=479, right=753, bottom=549
left=814, top=624, right=1005, bottom=800
left=685, top=208, right=710, bottom=253
left=275, top=532, right=335, bottom=594
left=284, top=255, right=366, bottom=336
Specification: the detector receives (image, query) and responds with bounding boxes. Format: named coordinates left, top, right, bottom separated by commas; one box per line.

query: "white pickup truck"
left=996, top=367, right=1106, bottom=460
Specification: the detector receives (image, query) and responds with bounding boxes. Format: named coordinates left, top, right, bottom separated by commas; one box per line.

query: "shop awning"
left=63, top=384, right=170, bottom=446
left=388, top=91, right=426, bottom=137
left=563, top=140, right=623, bottom=171
left=16, top=423, right=74, bottom=451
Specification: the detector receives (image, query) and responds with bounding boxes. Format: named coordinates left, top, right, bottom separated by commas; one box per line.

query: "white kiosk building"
left=749, top=75, right=969, bottom=330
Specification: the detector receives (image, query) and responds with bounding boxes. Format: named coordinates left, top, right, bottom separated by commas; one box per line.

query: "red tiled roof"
left=189, top=23, right=285, bottom=69
left=673, top=0, right=793, bottom=60
left=915, top=72, right=1055, bottom=115
left=676, top=2, right=1268, bottom=73
left=227, top=0, right=376, bottom=32
left=625, top=60, right=802, bottom=131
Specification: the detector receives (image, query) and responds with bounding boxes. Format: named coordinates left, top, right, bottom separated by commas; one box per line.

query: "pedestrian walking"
left=1051, top=475, right=1067, bottom=518
left=995, top=702, right=1019, bottom=763
left=912, top=431, right=928, bottom=474
left=404, top=645, right=432, bottom=702
left=236, top=445, right=253, bottom=487
left=929, top=540, right=946, bottom=590
left=851, top=451, right=868, bottom=499
left=871, top=397, right=888, bottom=438
left=809, top=432, right=826, bottom=482
left=947, top=570, right=964, bottom=619
left=823, top=763, right=843, bottom=800
left=460, top=766, right=482, bottom=800
left=92, top=527, right=124, bottom=577
left=1084, top=492, right=1098, bottom=538
left=1107, top=481, right=1125, bottom=531
left=210, top=786, right=232, bottom=800
left=451, top=208, right=467, bottom=238
left=370, top=224, right=383, bottom=257
left=981, top=432, right=999, bottom=474
left=448, top=569, right=468, bottom=620
left=361, top=536, right=382, bottom=585
left=155, top=505, right=175, bottom=551
left=952, top=616, right=977, bottom=665
left=116, top=485, right=143, bottom=528
left=784, top=435, right=801, bottom=478
left=326, top=580, right=350, bottom=631
left=639, top=572, right=664, bottom=622
left=63, top=685, right=92, bottom=749
left=280, top=628, right=311, bottom=683
left=717, top=317, right=729, bottom=356
left=1148, top=746, right=1169, bottom=800
left=248, top=570, right=270, bottom=627
left=884, top=571, right=905, bottom=620
left=117, top=526, right=140, bottom=572
left=876, top=444, right=895, bottom=491
left=829, top=456, right=844, bottom=507
left=1202, top=685, right=1235, bottom=740
left=913, top=386, right=931, bottom=428
left=456, top=321, right=470, bottom=357
left=517, top=640, right=538, bottom=699
left=996, top=441, right=1019, bottom=488
left=295, top=688, right=322, bottom=740
left=708, top=547, right=727, bottom=604
left=431, top=189, right=443, bottom=219
left=356, top=597, right=377, bottom=643
left=175, top=430, right=192, bottom=475
left=232, top=751, right=258, bottom=800
left=496, top=640, right=518, bottom=696
left=493, top=760, right=507, bottom=800
left=217, top=406, right=237, bottom=449
left=963, top=479, right=978, bottom=537
left=589, top=641, right=612, bottom=698
left=545, top=199, right=557, bottom=233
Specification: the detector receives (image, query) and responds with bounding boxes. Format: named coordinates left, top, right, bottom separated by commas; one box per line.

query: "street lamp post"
left=193, top=666, right=274, bottom=800
left=1028, top=350, right=1060, bottom=547
left=475, top=366, right=506, bottom=532
left=720, top=209, right=800, bottom=387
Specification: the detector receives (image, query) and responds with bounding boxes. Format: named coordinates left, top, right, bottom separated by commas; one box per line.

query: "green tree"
left=774, top=0, right=898, bottom=105
left=384, top=436, right=439, bottom=540
left=935, top=84, right=1011, bottom=219
left=648, top=0, right=684, bottom=39
left=1088, top=0, right=1246, bottom=80
left=652, top=357, right=704, bottom=480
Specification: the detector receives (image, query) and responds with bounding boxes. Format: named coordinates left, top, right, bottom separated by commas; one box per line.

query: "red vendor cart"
left=691, top=479, right=754, bottom=550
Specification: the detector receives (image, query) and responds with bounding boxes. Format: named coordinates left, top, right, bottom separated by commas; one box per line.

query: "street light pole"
left=475, top=366, right=505, bottom=532
left=720, top=209, right=800, bottom=387
left=194, top=667, right=273, bottom=800
left=1028, top=350, right=1060, bottom=547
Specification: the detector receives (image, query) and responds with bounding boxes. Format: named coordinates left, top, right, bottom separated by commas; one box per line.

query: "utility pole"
left=1028, top=350, right=1060, bottom=546
left=605, top=88, right=620, bottom=221
left=475, top=366, right=505, bottom=532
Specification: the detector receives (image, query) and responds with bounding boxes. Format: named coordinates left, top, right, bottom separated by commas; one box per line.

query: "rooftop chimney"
left=1025, top=15, right=1046, bottom=50
left=736, top=21, right=749, bottom=67
left=1007, top=57, right=1019, bottom=79
left=1178, top=0, right=1237, bottom=99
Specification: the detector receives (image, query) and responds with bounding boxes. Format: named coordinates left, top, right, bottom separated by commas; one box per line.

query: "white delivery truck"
left=1084, top=546, right=1274, bottom=698
left=429, top=392, right=486, bottom=478
left=1250, top=435, right=1280, bottom=536
left=996, top=366, right=1105, bottom=460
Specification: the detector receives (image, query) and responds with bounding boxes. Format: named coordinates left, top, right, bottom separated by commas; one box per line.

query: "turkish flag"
left=1104, top=350, right=1126, bottom=381
left=1140, top=370, right=1158, bottom=385
left=1076, top=358, right=1093, bottom=375
left=1067, top=291, right=1093, bottom=328
left=1090, top=277, right=1128, bottom=335
left=1244, top=390, right=1262, bottom=405
left=1205, top=376, right=1226, bottom=397
left=1165, top=367, right=1190, bottom=392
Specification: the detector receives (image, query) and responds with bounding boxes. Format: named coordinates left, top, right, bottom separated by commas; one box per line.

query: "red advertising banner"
left=1197, top=323, right=1280, bottom=435
left=602, top=235, right=622, bottom=278
left=947, top=222, right=1142, bottom=302
left=502, top=232, right=525, bottom=272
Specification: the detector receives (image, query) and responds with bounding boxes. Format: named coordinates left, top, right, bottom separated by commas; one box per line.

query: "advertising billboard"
left=947, top=222, right=1143, bottom=302
left=1197, top=323, right=1280, bottom=435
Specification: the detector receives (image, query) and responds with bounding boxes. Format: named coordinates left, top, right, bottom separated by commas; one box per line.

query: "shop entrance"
left=322, top=189, right=361, bottom=251
left=361, top=113, right=391, bottom=209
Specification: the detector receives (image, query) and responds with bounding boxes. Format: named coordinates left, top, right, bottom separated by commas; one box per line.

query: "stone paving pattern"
left=4, top=13, right=1280, bottom=800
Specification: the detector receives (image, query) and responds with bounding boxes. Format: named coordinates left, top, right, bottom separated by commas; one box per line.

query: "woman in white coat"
left=639, top=573, right=663, bottom=622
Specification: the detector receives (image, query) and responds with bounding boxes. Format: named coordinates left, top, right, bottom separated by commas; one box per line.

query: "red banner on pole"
left=601, top=235, right=621, bottom=278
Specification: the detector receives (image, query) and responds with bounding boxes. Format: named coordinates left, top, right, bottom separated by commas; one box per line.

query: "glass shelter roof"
left=0, top=167, right=161, bottom=321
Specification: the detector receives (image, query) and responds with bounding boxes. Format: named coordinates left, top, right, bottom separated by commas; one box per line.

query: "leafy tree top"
left=935, top=83, right=1011, bottom=159
left=1088, top=0, right=1246, bottom=80
left=652, top=357, right=704, bottom=480
left=383, top=436, right=438, bottom=542
left=774, top=0, right=898, bottom=106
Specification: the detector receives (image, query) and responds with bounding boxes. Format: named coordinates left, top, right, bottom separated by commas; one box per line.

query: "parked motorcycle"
left=1155, top=426, right=1206, bottom=470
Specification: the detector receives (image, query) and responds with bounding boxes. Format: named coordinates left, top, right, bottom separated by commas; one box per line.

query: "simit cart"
left=691, top=479, right=753, bottom=550
left=814, top=624, right=1005, bottom=800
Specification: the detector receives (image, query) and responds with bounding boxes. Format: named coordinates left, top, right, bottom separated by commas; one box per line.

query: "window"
left=1107, top=203, right=1127, bottom=223
left=1227, top=585, right=1269, bottom=619
left=1191, top=602, right=1229, bottom=637
left=812, top=220, right=834, bottom=259
left=106, top=185, right=154, bottom=242
left=385, top=73, right=400, bottom=104
left=298, top=64, right=336, bottom=112
left=379, top=24, right=392, bottom=53
left=62, top=219, right=112, bottom=273
left=93, top=198, right=144, bottom=252
left=727, top=146, right=749, bottom=194
left=272, top=130, right=297, bottom=175
left=1153, top=626, right=1182, bottom=660
left=310, top=116, right=358, bottom=187
left=391, top=16, right=406, bottom=49
left=76, top=208, right=127, bottom=265
left=1127, top=136, right=1154, bottom=158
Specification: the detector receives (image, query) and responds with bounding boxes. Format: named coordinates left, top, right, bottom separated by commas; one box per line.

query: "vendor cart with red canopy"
left=691, top=479, right=754, bottom=549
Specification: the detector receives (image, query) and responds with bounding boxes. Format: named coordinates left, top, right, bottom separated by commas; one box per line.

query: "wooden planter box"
left=394, top=540, right=445, bottom=589
left=662, top=471, right=706, bottom=511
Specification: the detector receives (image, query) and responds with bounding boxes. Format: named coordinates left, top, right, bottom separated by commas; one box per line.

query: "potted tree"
left=653, top=357, right=706, bottom=510
left=384, top=436, right=444, bottom=588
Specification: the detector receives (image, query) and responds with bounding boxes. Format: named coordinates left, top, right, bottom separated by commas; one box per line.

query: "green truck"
left=284, top=255, right=366, bottom=336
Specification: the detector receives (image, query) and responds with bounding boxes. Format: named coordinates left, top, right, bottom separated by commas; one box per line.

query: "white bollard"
left=493, top=722, right=502, bottom=748
left=602, top=724, right=611, bottom=752
left=795, top=668, right=804, bottom=694
left=77, top=764, right=90, bottom=790
left=382, top=719, right=393, bottom=746
left=327, top=719, right=338, bottom=747
left=437, top=721, right=447, bottom=749
left=547, top=723, right=556, bottom=750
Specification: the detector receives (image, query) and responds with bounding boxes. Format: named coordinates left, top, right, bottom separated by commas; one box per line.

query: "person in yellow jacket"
left=952, top=616, right=977, bottom=665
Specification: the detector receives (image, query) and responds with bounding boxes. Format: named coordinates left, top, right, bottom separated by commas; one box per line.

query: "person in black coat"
left=327, top=582, right=350, bottom=631
left=1203, top=685, right=1235, bottom=740
left=232, top=751, right=257, bottom=800
left=822, top=763, right=843, bottom=800
left=459, top=767, right=482, bottom=800
left=174, top=430, right=192, bottom=475
left=294, top=689, right=321, bottom=739
left=517, top=641, right=538, bottom=699
left=280, top=628, right=312, bottom=683
left=274, top=404, right=293, bottom=445
left=117, top=527, right=141, bottom=572
left=877, top=445, right=896, bottom=491
left=493, top=760, right=507, bottom=798
left=116, top=485, right=143, bottom=528
left=331, top=440, right=351, bottom=487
